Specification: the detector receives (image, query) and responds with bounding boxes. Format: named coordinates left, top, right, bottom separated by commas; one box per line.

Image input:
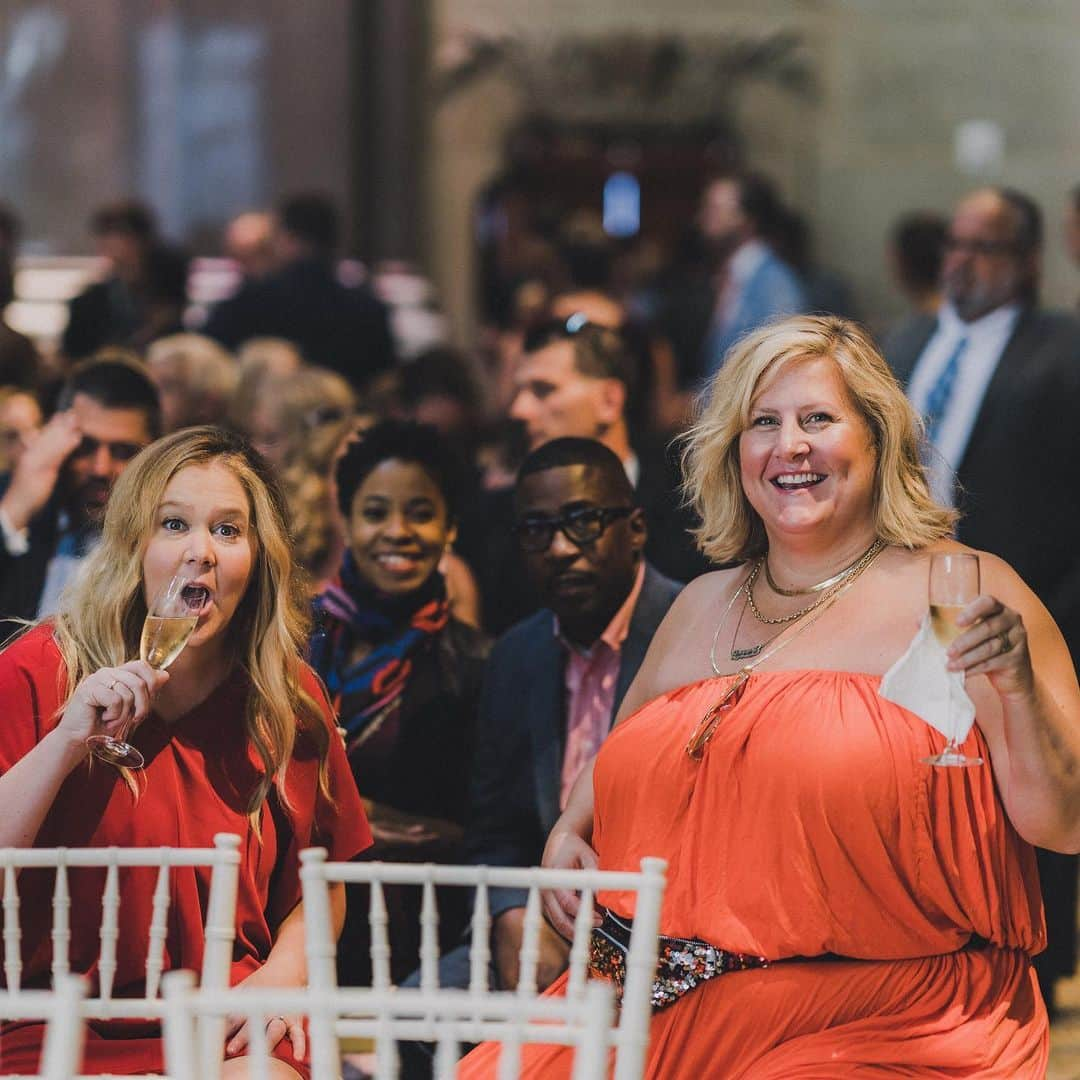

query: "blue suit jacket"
left=704, top=248, right=807, bottom=375
left=465, top=563, right=682, bottom=917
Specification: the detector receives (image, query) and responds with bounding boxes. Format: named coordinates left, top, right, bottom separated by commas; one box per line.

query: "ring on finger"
left=107, top=679, right=118, bottom=692
left=998, top=629, right=1013, bottom=654
left=266, top=1015, right=287, bottom=1030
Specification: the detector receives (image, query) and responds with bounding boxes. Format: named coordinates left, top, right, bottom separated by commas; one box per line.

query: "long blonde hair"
left=681, top=315, right=957, bottom=564
left=54, top=426, right=332, bottom=813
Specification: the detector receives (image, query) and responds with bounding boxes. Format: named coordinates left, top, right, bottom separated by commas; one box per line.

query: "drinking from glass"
left=924, top=552, right=983, bottom=768
left=86, top=569, right=201, bottom=768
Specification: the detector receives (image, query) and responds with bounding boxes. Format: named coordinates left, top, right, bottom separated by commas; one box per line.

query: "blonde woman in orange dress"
left=461, top=315, right=1080, bottom=1078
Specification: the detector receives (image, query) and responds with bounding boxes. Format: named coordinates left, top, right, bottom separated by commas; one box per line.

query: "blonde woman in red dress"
left=0, top=427, right=371, bottom=1078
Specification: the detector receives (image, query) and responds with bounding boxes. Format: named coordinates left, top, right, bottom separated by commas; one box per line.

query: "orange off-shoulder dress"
left=460, top=670, right=1048, bottom=1078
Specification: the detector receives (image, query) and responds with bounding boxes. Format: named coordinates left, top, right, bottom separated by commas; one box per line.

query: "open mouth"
left=181, top=584, right=212, bottom=614
left=771, top=472, right=825, bottom=492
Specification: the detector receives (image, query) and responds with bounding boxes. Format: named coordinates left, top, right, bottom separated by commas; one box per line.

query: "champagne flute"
left=86, top=570, right=201, bottom=768
left=923, top=552, right=983, bottom=767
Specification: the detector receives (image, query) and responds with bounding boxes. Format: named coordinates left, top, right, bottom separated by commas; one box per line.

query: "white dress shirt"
left=906, top=301, right=1021, bottom=506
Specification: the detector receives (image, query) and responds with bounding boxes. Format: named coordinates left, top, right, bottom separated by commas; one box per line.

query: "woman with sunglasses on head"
left=461, top=315, right=1080, bottom=1078
left=310, top=420, right=491, bottom=985
left=0, top=427, right=371, bottom=1078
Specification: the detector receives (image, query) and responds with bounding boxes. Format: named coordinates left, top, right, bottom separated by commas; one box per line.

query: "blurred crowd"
left=1, top=171, right=1080, bottom=1044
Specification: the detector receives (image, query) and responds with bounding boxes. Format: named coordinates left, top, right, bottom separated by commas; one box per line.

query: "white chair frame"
left=162, top=969, right=615, bottom=1080
left=0, top=975, right=87, bottom=1080
left=300, top=852, right=667, bottom=1080
left=1, top=833, right=240, bottom=1075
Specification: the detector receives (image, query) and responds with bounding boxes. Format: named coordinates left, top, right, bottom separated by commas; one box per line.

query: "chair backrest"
left=300, top=853, right=667, bottom=1080
left=162, top=969, right=615, bottom=1080
left=0, top=833, right=240, bottom=1018
left=0, top=975, right=87, bottom=1080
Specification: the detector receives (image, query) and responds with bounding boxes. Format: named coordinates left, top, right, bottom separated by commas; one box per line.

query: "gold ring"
left=998, top=630, right=1012, bottom=654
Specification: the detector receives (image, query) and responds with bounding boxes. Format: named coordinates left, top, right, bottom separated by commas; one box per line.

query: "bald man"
left=885, top=187, right=1080, bottom=1015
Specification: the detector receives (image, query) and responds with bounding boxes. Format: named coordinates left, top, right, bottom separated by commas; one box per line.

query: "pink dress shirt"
left=556, top=562, right=646, bottom=809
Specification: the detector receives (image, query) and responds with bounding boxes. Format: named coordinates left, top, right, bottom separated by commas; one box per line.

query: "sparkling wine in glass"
left=923, top=552, right=983, bottom=767
left=87, top=571, right=201, bottom=768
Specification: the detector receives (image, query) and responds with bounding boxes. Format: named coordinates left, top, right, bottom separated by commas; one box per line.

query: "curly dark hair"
left=335, top=420, right=467, bottom=523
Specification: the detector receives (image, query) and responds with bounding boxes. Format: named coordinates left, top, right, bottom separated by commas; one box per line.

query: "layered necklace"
left=727, top=537, right=887, bottom=662
left=687, top=538, right=888, bottom=760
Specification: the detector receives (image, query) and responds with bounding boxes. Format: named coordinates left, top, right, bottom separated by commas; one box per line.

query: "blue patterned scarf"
left=310, top=552, right=449, bottom=749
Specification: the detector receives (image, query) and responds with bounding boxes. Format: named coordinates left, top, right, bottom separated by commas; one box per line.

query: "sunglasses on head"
left=513, top=504, right=633, bottom=553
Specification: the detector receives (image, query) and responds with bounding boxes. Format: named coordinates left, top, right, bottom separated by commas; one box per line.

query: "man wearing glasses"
left=0, top=354, right=160, bottom=621
left=886, top=186, right=1080, bottom=1018
left=401, top=438, right=680, bottom=1048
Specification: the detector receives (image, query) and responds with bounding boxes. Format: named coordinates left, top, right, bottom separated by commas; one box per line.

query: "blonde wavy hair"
left=53, top=426, right=332, bottom=812
left=681, top=315, right=956, bottom=564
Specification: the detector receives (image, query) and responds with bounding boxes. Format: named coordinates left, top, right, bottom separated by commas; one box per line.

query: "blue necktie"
left=923, top=336, right=968, bottom=446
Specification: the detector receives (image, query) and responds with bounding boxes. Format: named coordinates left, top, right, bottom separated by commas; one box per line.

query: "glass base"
left=87, top=735, right=145, bottom=769
left=922, top=749, right=983, bottom=768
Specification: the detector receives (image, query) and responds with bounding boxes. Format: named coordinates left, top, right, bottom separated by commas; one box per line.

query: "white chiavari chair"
left=0, top=833, right=241, bottom=1076
left=300, top=852, right=667, bottom=1080
left=162, top=968, right=615, bottom=1080
left=0, top=975, right=87, bottom=1080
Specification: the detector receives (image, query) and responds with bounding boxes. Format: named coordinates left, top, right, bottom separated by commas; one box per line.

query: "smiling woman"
left=309, top=420, right=492, bottom=986
left=0, top=426, right=371, bottom=1079
left=461, top=315, right=1080, bottom=1079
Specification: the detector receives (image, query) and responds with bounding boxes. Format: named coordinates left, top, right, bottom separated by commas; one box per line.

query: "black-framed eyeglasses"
left=513, top=505, right=633, bottom=553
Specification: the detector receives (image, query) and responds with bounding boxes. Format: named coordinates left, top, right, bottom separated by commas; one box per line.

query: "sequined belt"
left=587, top=908, right=768, bottom=1011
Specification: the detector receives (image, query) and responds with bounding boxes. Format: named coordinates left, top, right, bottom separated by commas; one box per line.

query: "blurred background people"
left=205, top=192, right=396, bottom=388
left=698, top=171, right=808, bottom=375
left=885, top=186, right=1080, bottom=1015
left=0, top=203, right=41, bottom=392
left=888, top=211, right=948, bottom=320
left=1066, top=184, right=1080, bottom=304
left=61, top=200, right=190, bottom=361
left=310, top=420, right=491, bottom=987
left=222, top=209, right=278, bottom=283
left=0, top=353, right=160, bottom=622
left=0, top=388, right=43, bottom=477
left=241, top=365, right=358, bottom=589
left=145, top=333, right=238, bottom=433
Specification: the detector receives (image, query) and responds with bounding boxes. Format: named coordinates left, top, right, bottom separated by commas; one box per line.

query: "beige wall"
left=429, top=0, right=1080, bottom=344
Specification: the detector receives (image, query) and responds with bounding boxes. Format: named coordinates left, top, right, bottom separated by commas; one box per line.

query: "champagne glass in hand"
left=924, top=552, right=983, bottom=767
left=86, top=570, right=200, bottom=768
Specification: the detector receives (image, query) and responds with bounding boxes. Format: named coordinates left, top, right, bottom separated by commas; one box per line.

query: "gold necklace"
left=764, top=537, right=884, bottom=597
left=688, top=540, right=888, bottom=760
left=747, top=539, right=886, bottom=625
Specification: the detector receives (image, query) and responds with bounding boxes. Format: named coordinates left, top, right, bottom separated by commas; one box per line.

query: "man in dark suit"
left=401, top=438, right=680, bottom=1032
left=0, top=354, right=160, bottom=622
left=884, top=186, right=1080, bottom=1015
left=204, top=192, right=395, bottom=389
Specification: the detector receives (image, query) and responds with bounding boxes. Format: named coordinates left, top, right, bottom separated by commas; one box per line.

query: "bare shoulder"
left=615, top=564, right=747, bottom=723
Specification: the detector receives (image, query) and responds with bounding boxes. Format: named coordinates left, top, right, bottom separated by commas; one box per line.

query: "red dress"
left=0, top=624, right=372, bottom=1077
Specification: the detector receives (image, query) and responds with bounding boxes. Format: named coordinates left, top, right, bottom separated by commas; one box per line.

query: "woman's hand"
left=56, top=661, right=169, bottom=749
left=364, top=799, right=463, bottom=855
left=224, top=965, right=306, bottom=1062
left=540, top=825, right=600, bottom=941
left=948, top=594, right=1034, bottom=703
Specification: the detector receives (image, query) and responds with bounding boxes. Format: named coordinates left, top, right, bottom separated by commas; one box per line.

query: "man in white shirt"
left=885, top=186, right=1080, bottom=1015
